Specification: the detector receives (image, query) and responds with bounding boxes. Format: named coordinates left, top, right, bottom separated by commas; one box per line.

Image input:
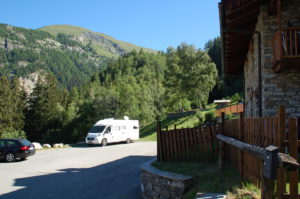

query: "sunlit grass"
left=152, top=161, right=259, bottom=199
left=140, top=104, right=218, bottom=141
left=139, top=114, right=199, bottom=141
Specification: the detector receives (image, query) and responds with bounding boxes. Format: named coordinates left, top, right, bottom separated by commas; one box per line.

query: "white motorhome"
left=85, top=117, right=139, bottom=146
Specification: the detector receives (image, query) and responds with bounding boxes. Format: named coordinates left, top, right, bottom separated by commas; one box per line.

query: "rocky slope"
left=0, top=23, right=154, bottom=91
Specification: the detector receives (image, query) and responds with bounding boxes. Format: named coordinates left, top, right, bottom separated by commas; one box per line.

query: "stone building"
left=219, top=0, right=300, bottom=118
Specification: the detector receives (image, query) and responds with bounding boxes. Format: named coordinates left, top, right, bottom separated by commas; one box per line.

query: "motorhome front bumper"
left=85, top=137, right=100, bottom=144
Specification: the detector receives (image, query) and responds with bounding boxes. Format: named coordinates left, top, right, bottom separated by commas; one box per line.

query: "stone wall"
left=244, top=38, right=260, bottom=117
left=244, top=0, right=300, bottom=118
left=140, top=159, right=194, bottom=199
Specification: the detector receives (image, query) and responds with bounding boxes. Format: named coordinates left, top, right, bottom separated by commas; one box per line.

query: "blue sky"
left=0, top=0, right=220, bottom=51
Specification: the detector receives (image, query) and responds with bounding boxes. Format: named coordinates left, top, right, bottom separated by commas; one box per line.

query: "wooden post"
left=165, top=126, right=170, bottom=161
left=277, top=105, right=286, bottom=198
left=288, top=118, right=298, bottom=198
left=239, top=112, right=244, bottom=180
left=219, top=112, right=226, bottom=170
left=261, top=172, right=276, bottom=199
left=157, top=121, right=162, bottom=161
left=277, top=0, right=283, bottom=60
left=209, top=125, right=215, bottom=160
left=261, top=146, right=277, bottom=199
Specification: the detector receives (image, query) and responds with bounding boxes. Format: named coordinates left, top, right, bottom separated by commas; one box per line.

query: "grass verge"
left=152, top=161, right=260, bottom=199
left=140, top=114, right=199, bottom=141
left=140, top=104, right=219, bottom=141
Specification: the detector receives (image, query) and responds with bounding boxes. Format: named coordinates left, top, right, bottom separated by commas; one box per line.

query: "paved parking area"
left=0, top=142, right=156, bottom=199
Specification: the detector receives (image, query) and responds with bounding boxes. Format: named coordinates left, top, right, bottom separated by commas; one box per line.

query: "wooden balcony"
left=273, top=27, right=300, bottom=73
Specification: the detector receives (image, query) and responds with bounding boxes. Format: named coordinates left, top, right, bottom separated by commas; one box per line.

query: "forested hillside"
left=205, top=37, right=243, bottom=101
left=0, top=24, right=153, bottom=89
left=0, top=42, right=218, bottom=144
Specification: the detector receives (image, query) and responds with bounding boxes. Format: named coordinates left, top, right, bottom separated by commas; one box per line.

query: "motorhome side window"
left=114, top=126, right=120, bottom=131
left=105, top=126, right=111, bottom=133
left=121, top=126, right=126, bottom=130
left=133, top=126, right=138, bottom=129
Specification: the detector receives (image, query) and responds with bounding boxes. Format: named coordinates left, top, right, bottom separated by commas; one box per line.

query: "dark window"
left=133, top=126, right=138, bottom=129
left=0, top=140, right=5, bottom=147
left=6, top=141, right=18, bottom=147
left=106, top=126, right=111, bottom=133
left=89, top=125, right=106, bottom=133
left=19, top=139, right=31, bottom=146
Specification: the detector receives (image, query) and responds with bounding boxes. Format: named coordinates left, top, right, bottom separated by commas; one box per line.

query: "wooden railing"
left=157, top=106, right=299, bottom=198
left=273, top=27, right=300, bottom=63
left=220, top=107, right=299, bottom=199
left=216, top=103, right=243, bottom=117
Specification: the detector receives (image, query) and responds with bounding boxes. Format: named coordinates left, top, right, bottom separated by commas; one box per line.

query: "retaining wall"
left=140, top=158, right=194, bottom=199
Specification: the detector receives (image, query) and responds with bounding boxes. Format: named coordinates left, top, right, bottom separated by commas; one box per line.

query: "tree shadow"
left=1, top=155, right=154, bottom=199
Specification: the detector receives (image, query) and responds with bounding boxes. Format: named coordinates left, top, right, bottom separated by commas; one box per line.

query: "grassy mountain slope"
left=0, top=23, right=155, bottom=90
left=39, top=25, right=155, bottom=54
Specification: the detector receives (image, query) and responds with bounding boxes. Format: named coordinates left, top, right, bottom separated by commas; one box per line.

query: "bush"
left=1, top=130, right=27, bottom=139
left=230, top=93, right=242, bottom=104
left=196, top=111, right=205, bottom=125
left=225, top=113, right=239, bottom=120
left=42, top=129, right=63, bottom=144
left=205, top=111, right=216, bottom=123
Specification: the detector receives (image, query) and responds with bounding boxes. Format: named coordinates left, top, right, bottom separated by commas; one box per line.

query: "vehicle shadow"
left=71, top=141, right=130, bottom=148
left=0, top=158, right=26, bottom=163
left=0, top=155, right=154, bottom=199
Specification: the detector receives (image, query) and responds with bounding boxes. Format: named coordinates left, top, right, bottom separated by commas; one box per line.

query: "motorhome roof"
left=95, top=119, right=138, bottom=126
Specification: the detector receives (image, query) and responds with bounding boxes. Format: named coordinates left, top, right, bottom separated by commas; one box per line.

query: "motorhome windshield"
left=89, top=125, right=106, bottom=133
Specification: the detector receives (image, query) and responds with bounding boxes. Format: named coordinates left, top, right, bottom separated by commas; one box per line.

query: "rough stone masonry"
left=140, top=159, right=193, bottom=199
left=244, top=0, right=300, bottom=118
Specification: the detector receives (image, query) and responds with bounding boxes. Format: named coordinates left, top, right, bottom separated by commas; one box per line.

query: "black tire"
left=5, top=153, right=15, bottom=162
left=126, top=138, right=131, bottom=144
left=101, top=139, right=107, bottom=147
left=21, top=158, right=26, bottom=161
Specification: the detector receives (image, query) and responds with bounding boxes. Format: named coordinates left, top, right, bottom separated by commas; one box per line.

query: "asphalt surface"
left=0, top=141, right=156, bottom=199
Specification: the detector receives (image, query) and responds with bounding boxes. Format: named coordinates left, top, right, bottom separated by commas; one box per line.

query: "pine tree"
left=10, top=78, right=26, bottom=131
left=0, top=76, right=13, bottom=135
left=25, top=74, right=61, bottom=141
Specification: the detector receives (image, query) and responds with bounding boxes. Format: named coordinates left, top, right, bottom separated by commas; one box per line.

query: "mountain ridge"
left=0, top=23, right=155, bottom=90
left=39, top=24, right=155, bottom=54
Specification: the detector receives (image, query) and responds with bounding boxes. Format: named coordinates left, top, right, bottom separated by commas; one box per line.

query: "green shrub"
left=180, top=98, right=191, bottom=111
left=230, top=93, right=242, bottom=104
left=1, top=130, right=27, bottom=139
left=196, top=111, right=205, bottom=125
left=205, top=111, right=216, bottom=123
left=225, top=113, right=239, bottom=120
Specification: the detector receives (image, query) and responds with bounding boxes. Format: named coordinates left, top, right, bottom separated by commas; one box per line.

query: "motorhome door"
left=103, top=126, right=113, bottom=143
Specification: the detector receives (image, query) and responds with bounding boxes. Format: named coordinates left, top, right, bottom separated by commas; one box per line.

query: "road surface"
left=0, top=142, right=156, bottom=199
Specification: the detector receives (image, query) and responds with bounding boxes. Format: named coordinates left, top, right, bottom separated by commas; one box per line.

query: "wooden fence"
left=157, top=123, right=218, bottom=162
left=221, top=106, right=299, bottom=199
left=215, top=103, right=244, bottom=117
left=157, top=105, right=298, bottom=198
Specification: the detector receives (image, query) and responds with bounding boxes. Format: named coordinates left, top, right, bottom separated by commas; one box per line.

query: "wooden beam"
left=216, top=134, right=299, bottom=171
left=226, top=8, right=259, bottom=29
left=225, top=0, right=263, bottom=18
